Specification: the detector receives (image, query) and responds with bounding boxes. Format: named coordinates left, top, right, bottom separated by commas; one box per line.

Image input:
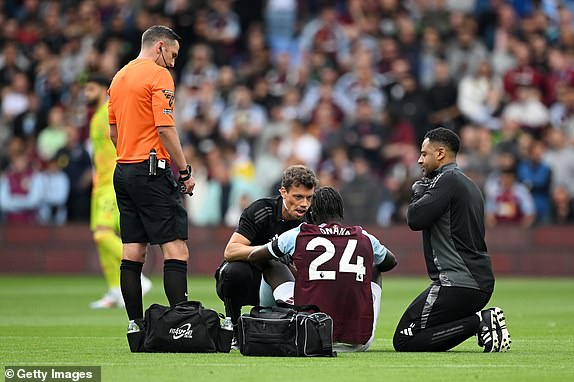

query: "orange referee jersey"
left=108, top=58, right=176, bottom=163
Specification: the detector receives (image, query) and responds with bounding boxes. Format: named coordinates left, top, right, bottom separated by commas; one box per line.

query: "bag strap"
left=175, top=300, right=203, bottom=308
left=315, top=319, right=334, bottom=356
left=249, top=305, right=295, bottom=318
left=276, top=301, right=321, bottom=313
left=156, top=300, right=203, bottom=318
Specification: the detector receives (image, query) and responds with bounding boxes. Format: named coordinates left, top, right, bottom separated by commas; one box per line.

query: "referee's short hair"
left=142, top=25, right=182, bottom=46
left=424, top=127, right=460, bottom=155
left=310, top=186, right=344, bottom=224
left=281, top=165, right=318, bottom=191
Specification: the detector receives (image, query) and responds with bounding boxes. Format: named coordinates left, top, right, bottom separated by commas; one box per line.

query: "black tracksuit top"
left=407, top=163, right=495, bottom=293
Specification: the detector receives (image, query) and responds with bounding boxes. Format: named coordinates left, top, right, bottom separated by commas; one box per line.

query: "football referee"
left=394, top=127, right=511, bottom=353
left=108, top=25, right=195, bottom=351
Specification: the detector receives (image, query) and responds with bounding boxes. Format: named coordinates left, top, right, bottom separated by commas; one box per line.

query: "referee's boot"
left=127, top=318, right=146, bottom=352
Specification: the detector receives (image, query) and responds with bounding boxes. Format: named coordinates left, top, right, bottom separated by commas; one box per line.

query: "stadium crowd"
left=1, top=0, right=574, bottom=228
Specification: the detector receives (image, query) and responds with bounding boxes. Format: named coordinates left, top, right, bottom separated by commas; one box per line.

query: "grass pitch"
left=1, top=275, right=573, bottom=382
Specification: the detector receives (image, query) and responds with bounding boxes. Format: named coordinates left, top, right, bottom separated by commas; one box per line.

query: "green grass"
left=1, top=276, right=573, bottom=382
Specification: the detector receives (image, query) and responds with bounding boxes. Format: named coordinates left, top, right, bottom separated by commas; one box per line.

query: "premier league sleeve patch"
left=161, top=89, right=175, bottom=108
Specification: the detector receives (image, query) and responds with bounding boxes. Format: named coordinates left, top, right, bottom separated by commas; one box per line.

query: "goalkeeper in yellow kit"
left=85, top=75, right=152, bottom=309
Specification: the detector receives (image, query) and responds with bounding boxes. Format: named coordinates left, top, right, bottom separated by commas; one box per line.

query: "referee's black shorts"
left=113, top=162, right=188, bottom=245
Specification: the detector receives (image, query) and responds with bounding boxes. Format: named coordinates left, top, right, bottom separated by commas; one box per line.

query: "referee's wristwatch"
left=179, top=164, right=192, bottom=181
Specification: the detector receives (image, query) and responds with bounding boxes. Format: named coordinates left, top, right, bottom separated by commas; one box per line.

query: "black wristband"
left=179, top=164, right=192, bottom=178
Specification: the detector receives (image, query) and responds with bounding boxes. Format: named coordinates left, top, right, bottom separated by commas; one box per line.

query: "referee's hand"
left=180, top=176, right=196, bottom=196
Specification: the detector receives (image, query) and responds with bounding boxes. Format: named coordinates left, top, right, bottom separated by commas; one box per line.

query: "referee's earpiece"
left=159, top=44, right=169, bottom=68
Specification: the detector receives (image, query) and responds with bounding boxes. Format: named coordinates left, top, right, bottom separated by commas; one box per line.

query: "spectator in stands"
left=236, top=24, right=271, bottom=83
left=396, top=16, right=420, bottom=76
left=381, top=108, right=417, bottom=174
left=485, top=166, right=536, bottom=228
left=0, top=151, right=43, bottom=224
left=277, top=119, right=322, bottom=170
left=36, top=105, right=68, bottom=163
left=37, top=156, right=69, bottom=225
left=420, top=0, right=452, bottom=39
left=502, top=41, right=544, bottom=100
left=11, top=93, right=45, bottom=140
left=205, top=0, right=241, bottom=66
left=426, top=59, right=461, bottom=131
left=344, top=1, right=381, bottom=62
left=386, top=73, right=429, bottom=146
left=457, top=125, right=495, bottom=190
left=479, top=2, right=517, bottom=59
left=458, top=60, right=504, bottom=131
left=544, top=47, right=574, bottom=106
left=338, top=97, right=385, bottom=173
left=0, top=42, right=29, bottom=88
left=446, top=17, right=488, bottom=82
left=178, top=80, right=224, bottom=151
left=298, top=1, right=350, bottom=69
left=502, top=84, right=549, bottom=139
left=551, top=185, right=574, bottom=224
left=180, top=44, right=219, bottom=90
left=1, top=71, right=30, bottom=122
left=216, top=65, right=237, bottom=104
left=549, top=81, right=574, bottom=143
left=377, top=36, right=401, bottom=75
left=54, top=125, right=92, bottom=222
left=308, top=99, right=343, bottom=155
left=418, top=25, right=445, bottom=89
left=274, top=86, right=303, bottom=122
left=517, top=139, right=553, bottom=224
left=254, top=134, right=285, bottom=196
left=340, top=154, right=382, bottom=226
left=382, top=143, right=420, bottom=224
left=251, top=76, right=275, bottom=113
left=334, top=51, right=386, bottom=117
left=264, top=0, right=298, bottom=57
left=265, top=52, right=296, bottom=104
left=318, top=146, right=354, bottom=189
left=191, top=155, right=257, bottom=227
left=219, top=85, right=267, bottom=157
left=542, top=127, right=574, bottom=220
left=300, top=68, right=345, bottom=122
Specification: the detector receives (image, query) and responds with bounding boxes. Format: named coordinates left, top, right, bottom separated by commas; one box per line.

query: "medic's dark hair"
left=424, top=127, right=460, bottom=154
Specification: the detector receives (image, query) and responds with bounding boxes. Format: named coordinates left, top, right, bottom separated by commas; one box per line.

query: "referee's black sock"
left=164, top=259, right=188, bottom=306
left=120, top=260, right=144, bottom=321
